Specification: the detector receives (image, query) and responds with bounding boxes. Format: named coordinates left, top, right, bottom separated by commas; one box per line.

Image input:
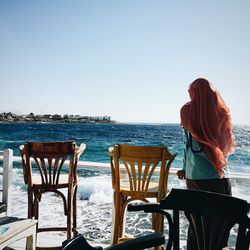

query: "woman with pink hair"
left=177, top=78, right=236, bottom=249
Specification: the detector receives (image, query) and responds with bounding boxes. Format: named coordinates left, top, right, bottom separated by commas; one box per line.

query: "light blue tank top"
left=182, top=129, right=230, bottom=180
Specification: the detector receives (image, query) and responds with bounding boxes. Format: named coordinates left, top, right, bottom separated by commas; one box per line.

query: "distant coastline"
left=0, top=112, right=115, bottom=124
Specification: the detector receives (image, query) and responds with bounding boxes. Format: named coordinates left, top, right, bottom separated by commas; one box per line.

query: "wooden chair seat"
left=31, top=174, right=70, bottom=187
left=120, top=180, right=159, bottom=196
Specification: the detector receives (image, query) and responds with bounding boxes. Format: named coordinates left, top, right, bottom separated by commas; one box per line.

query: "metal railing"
left=0, top=149, right=13, bottom=215
left=1, top=150, right=250, bottom=178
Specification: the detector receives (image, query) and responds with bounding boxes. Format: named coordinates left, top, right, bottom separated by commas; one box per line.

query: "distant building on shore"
left=0, top=112, right=115, bottom=124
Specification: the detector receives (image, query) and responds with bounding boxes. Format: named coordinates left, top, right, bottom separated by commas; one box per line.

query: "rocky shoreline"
left=0, top=112, right=115, bottom=124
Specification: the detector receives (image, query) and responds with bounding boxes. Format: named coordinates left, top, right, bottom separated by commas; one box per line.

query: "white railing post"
left=3, top=149, right=13, bottom=215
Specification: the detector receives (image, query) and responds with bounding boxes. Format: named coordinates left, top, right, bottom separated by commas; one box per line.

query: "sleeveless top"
left=182, top=129, right=230, bottom=180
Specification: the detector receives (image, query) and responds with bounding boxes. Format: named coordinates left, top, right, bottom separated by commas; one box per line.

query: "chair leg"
left=34, top=199, right=39, bottom=220
left=111, top=191, right=121, bottom=245
left=153, top=213, right=164, bottom=232
left=152, top=213, right=164, bottom=250
left=26, top=224, right=37, bottom=250
left=118, top=195, right=127, bottom=240
left=111, top=194, right=129, bottom=244
left=73, top=185, right=77, bottom=236
left=67, top=188, right=73, bottom=239
left=27, top=189, right=33, bottom=219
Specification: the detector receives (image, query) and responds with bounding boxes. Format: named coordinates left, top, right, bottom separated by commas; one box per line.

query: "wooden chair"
left=128, top=188, right=250, bottom=250
left=108, top=144, right=177, bottom=245
left=19, top=141, right=86, bottom=247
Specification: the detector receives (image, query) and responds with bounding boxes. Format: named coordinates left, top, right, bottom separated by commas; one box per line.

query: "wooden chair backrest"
left=109, top=144, right=176, bottom=200
left=161, top=188, right=250, bottom=250
left=19, top=141, right=82, bottom=186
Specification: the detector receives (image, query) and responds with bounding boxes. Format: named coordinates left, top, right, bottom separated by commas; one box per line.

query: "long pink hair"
left=181, top=78, right=235, bottom=177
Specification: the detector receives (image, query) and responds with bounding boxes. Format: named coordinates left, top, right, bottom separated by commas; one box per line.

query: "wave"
left=78, top=176, right=112, bottom=204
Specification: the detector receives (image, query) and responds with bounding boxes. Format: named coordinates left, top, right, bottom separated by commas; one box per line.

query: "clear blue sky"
left=0, top=1, right=249, bottom=124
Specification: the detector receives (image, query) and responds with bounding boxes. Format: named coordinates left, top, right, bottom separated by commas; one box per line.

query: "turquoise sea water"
left=0, top=123, right=249, bottom=172
left=0, top=123, right=249, bottom=248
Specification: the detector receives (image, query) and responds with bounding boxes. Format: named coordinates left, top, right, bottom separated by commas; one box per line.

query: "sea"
left=0, top=123, right=249, bottom=249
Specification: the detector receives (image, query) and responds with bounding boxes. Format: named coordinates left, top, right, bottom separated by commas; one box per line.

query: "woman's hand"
left=177, top=170, right=186, bottom=180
